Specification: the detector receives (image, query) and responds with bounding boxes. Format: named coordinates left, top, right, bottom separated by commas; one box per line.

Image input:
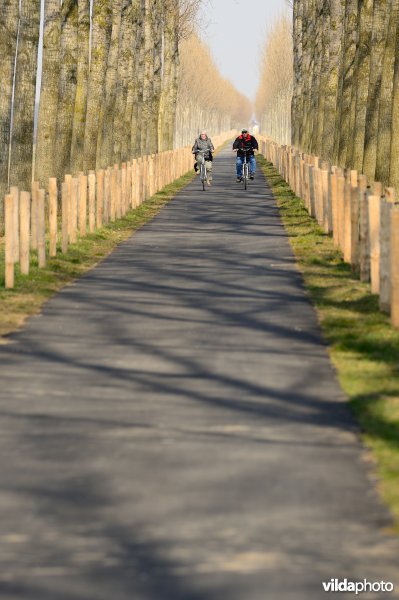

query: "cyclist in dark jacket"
left=233, top=129, right=258, bottom=182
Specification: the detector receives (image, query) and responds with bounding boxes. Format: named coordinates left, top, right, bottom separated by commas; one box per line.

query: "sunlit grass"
left=258, top=155, right=399, bottom=533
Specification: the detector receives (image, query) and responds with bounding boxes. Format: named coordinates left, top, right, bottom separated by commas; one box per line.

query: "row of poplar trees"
left=175, top=33, right=252, bottom=148
left=255, top=14, right=293, bottom=145
left=292, top=0, right=399, bottom=189
left=1, top=0, right=185, bottom=204
left=1, top=0, right=250, bottom=223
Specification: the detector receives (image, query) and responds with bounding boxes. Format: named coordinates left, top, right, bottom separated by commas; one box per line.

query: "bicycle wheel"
left=243, top=163, right=248, bottom=190
left=202, top=164, right=206, bottom=191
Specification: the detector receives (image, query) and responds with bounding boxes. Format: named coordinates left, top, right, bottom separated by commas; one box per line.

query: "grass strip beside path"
left=258, top=155, right=399, bottom=533
left=0, top=171, right=195, bottom=339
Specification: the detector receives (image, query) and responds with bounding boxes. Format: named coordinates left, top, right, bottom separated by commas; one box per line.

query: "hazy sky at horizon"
left=199, top=0, right=291, bottom=105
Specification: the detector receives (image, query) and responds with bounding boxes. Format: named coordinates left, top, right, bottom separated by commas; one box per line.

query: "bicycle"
left=194, top=150, right=208, bottom=191
left=241, top=149, right=250, bottom=190
left=234, top=148, right=252, bottom=190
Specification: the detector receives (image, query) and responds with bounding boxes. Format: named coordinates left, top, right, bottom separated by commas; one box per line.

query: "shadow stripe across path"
left=0, top=146, right=398, bottom=599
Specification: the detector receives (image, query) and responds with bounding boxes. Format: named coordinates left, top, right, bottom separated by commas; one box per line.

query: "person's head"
left=241, top=128, right=248, bottom=136
left=200, top=131, right=207, bottom=139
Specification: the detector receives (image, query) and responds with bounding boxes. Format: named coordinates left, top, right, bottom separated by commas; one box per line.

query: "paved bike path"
left=0, top=146, right=398, bottom=599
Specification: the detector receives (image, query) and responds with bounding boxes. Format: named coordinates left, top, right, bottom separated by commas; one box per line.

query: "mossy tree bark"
left=121, top=0, right=142, bottom=161
left=147, top=0, right=163, bottom=154
left=130, top=0, right=145, bottom=158
left=9, top=0, right=40, bottom=191
left=362, top=2, right=389, bottom=181
left=301, top=0, right=315, bottom=153
left=54, top=0, right=78, bottom=180
left=113, top=0, right=133, bottom=164
left=159, top=1, right=179, bottom=151
left=0, top=0, right=20, bottom=214
left=35, top=0, right=61, bottom=188
left=309, top=0, right=323, bottom=155
left=375, top=0, right=399, bottom=185
left=314, top=0, right=330, bottom=157
left=140, top=0, right=154, bottom=155
left=389, top=6, right=399, bottom=188
left=337, top=0, right=358, bottom=167
left=350, top=0, right=374, bottom=172
left=291, top=0, right=303, bottom=148
left=70, top=0, right=90, bottom=175
left=83, top=0, right=112, bottom=172
left=321, top=0, right=344, bottom=164
left=96, top=0, right=122, bottom=169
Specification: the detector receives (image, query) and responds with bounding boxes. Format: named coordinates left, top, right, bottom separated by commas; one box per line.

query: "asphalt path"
left=0, top=146, right=398, bottom=599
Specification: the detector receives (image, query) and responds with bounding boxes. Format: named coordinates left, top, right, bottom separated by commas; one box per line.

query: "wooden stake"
left=61, top=182, right=69, bottom=254
left=37, top=189, right=46, bottom=268
left=79, top=174, right=88, bottom=237
left=31, top=181, right=39, bottom=250
left=10, top=186, right=19, bottom=263
left=343, top=182, right=352, bottom=262
left=70, top=178, right=78, bottom=243
left=96, top=170, right=104, bottom=228
left=350, top=185, right=360, bottom=271
left=65, top=174, right=72, bottom=240
left=380, top=198, right=394, bottom=313
left=359, top=188, right=370, bottom=282
left=5, top=194, right=14, bottom=288
left=49, top=178, right=58, bottom=257
left=390, top=207, right=399, bottom=328
left=110, top=167, right=117, bottom=221
left=88, top=172, right=95, bottom=232
left=19, top=191, right=30, bottom=274
left=122, top=163, right=127, bottom=215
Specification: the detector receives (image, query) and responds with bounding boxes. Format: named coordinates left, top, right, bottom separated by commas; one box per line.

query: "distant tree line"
left=255, top=14, right=293, bottom=145
left=175, top=32, right=252, bottom=147
left=0, top=0, right=249, bottom=221
left=292, top=0, right=399, bottom=188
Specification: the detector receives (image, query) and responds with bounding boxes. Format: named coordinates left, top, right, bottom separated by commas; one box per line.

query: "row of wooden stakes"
left=259, top=135, right=399, bottom=329
left=2, top=132, right=234, bottom=289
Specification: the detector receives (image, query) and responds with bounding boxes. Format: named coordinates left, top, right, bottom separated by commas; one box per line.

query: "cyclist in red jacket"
left=233, top=129, right=258, bottom=182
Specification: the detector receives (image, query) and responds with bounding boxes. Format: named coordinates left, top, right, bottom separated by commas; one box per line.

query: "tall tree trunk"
left=310, top=0, right=323, bottom=155
left=96, top=0, right=123, bottom=169
left=337, top=0, right=358, bottom=167
left=9, top=0, right=40, bottom=191
left=35, top=0, right=61, bottom=188
left=159, top=1, right=179, bottom=151
left=375, top=0, right=399, bottom=185
left=301, top=0, right=316, bottom=153
left=70, top=0, right=90, bottom=175
left=389, top=6, right=399, bottom=188
left=130, top=0, right=145, bottom=157
left=140, top=0, right=154, bottom=154
left=113, top=0, right=132, bottom=164
left=322, top=0, right=344, bottom=164
left=298, top=0, right=309, bottom=151
left=83, top=0, right=112, bottom=171
left=314, top=0, right=330, bottom=158
left=0, top=0, right=19, bottom=215
left=147, top=0, right=163, bottom=154
left=362, top=2, right=389, bottom=180
left=291, top=0, right=300, bottom=147
left=351, top=0, right=374, bottom=172
left=121, top=0, right=140, bottom=161
left=55, top=0, right=78, bottom=180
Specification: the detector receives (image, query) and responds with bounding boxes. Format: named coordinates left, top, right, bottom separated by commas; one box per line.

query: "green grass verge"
left=0, top=170, right=195, bottom=338
left=258, top=155, right=399, bottom=533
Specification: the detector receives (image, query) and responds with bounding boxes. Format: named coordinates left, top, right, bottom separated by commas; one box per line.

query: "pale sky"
left=200, top=0, right=291, bottom=104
